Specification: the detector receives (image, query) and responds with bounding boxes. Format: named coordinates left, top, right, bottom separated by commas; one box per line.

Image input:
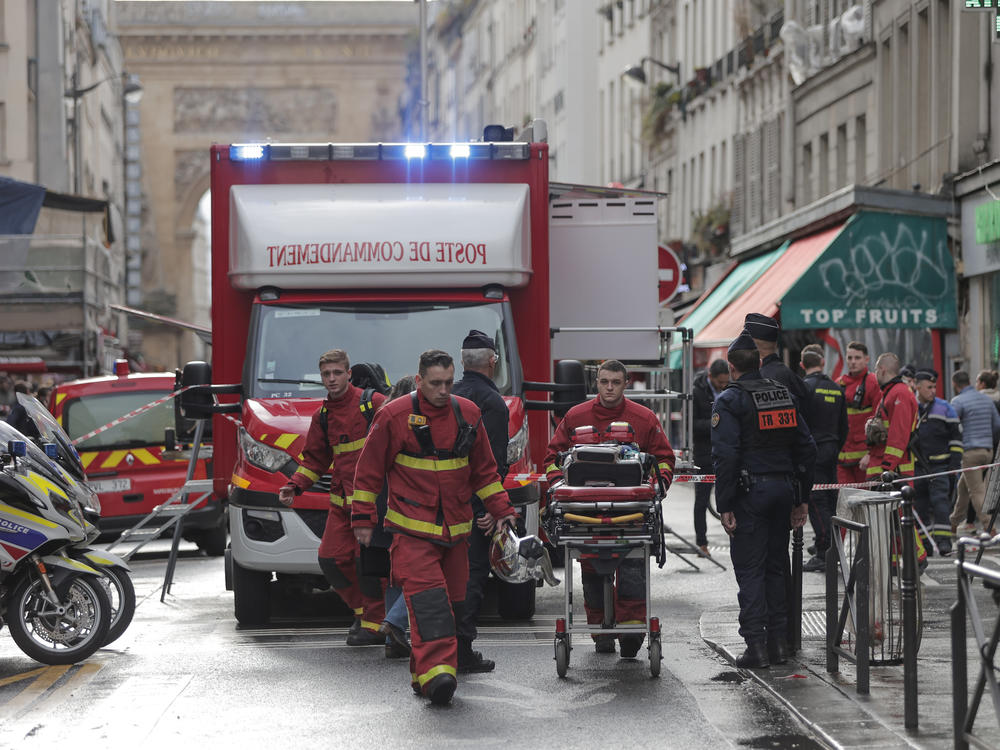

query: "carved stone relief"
left=174, top=149, right=208, bottom=200
left=174, top=87, right=338, bottom=135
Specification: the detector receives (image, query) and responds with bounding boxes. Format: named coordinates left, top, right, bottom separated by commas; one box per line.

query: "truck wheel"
left=194, top=522, right=228, bottom=557
left=497, top=579, right=535, bottom=620
left=232, top=561, right=271, bottom=626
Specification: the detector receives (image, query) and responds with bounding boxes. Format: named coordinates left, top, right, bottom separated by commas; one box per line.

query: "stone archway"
left=116, top=1, right=417, bottom=369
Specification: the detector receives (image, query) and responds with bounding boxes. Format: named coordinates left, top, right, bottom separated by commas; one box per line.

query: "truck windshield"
left=63, top=391, right=175, bottom=451
left=249, top=301, right=512, bottom=399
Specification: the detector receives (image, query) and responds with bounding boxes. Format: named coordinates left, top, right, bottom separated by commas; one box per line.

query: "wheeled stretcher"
left=543, top=441, right=667, bottom=677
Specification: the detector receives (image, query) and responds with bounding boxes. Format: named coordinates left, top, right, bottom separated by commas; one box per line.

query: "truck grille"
left=294, top=509, right=328, bottom=539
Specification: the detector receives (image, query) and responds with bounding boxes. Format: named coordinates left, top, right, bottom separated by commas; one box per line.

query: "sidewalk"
left=699, top=551, right=1000, bottom=750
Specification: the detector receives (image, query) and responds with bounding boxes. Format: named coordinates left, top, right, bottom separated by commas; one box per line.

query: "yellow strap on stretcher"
left=563, top=512, right=645, bottom=525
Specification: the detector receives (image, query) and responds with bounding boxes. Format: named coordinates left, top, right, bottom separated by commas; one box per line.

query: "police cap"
left=462, top=329, right=496, bottom=351
left=728, top=332, right=757, bottom=354
left=914, top=368, right=938, bottom=383
left=743, top=312, right=780, bottom=342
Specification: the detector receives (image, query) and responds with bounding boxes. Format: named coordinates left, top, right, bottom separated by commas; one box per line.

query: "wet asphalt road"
left=0, top=485, right=826, bottom=749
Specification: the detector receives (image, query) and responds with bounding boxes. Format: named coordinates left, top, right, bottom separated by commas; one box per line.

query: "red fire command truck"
left=50, top=363, right=226, bottom=554
left=192, top=124, right=664, bottom=626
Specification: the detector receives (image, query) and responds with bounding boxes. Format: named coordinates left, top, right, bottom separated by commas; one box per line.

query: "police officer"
left=912, top=369, right=963, bottom=555
left=799, top=345, right=847, bottom=572
left=352, top=350, right=516, bottom=705
left=712, top=333, right=816, bottom=669
left=451, top=329, right=509, bottom=674
left=743, top=312, right=811, bottom=409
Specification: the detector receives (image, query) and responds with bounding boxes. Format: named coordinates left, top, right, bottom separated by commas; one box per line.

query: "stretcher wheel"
left=554, top=638, right=570, bottom=678
left=648, top=636, right=662, bottom=678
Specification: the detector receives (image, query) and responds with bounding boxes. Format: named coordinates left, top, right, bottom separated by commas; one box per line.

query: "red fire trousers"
left=317, top=503, right=384, bottom=632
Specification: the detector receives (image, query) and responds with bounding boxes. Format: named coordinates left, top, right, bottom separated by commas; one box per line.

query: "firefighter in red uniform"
left=837, top=341, right=881, bottom=485
left=351, top=349, right=515, bottom=706
left=278, top=349, right=386, bottom=645
left=544, top=359, right=675, bottom=657
left=860, top=352, right=918, bottom=482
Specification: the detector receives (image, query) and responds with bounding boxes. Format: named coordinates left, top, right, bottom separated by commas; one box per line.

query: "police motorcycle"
left=10, top=394, right=135, bottom=648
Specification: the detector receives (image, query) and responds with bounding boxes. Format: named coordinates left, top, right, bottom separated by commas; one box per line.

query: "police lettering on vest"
left=740, top=380, right=798, bottom=432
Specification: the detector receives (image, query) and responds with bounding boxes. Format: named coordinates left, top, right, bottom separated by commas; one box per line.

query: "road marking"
left=0, top=666, right=49, bottom=688
left=0, top=665, right=70, bottom=719
left=32, top=661, right=103, bottom=713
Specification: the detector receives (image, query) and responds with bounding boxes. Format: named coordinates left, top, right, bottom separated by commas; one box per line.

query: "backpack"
left=349, top=362, right=391, bottom=396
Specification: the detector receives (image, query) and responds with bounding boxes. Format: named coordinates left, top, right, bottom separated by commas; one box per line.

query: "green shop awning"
left=669, top=242, right=787, bottom=367
left=781, top=211, right=957, bottom=329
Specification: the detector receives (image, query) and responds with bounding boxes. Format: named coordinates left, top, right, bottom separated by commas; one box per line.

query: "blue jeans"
left=383, top=585, right=408, bottom=632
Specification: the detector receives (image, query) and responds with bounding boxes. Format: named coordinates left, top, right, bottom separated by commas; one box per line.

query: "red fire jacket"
left=837, top=371, right=880, bottom=466
left=544, top=397, right=676, bottom=486
left=286, top=384, right=386, bottom=507
left=351, top=391, right=515, bottom=544
left=865, top=379, right=918, bottom=478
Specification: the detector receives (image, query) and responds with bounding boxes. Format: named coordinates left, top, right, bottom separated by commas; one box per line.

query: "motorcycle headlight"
left=239, top=427, right=289, bottom=472
left=506, top=420, right=529, bottom=465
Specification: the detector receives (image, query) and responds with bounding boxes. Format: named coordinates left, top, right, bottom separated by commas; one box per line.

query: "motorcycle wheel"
left=6, top=574, right=111, bottom=665
left=97, top=567, right=136, bottom=646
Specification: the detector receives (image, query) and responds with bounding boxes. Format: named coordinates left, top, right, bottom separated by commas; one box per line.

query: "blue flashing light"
left=7, top=440, right=26, bottom=457
left=231, top=144, right=265, bottom=161
left=43, top=443, right=58, bottom=459
left=450, top=143, right=471, bottom=159
left=404, top=143, right=427, bottom=159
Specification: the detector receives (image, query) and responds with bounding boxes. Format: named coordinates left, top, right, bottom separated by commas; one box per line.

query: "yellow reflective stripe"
left=658, top=462, right=673, bottom=475
left=360, top=620, right=381, bottom=633
left=839, top=450, right=867, bottom=460
left=329, top=494, right=345, bottom=508
left=884, top=446, right=904, bottom=458
left=80, top=452, right=97, bottom=469
left=385, top=508, right=443, bottom=536
left=130, top=449, right=160, bottom=465
left=449, top=520, right=473, bottom=536
left=25, top=471, right=68, bottom=500
left=951, top=446, right=965, bottom=452
left=0, top=502, right=58, bottom=529
left=928, top=453, right=950, bottom=462
left=55, top=392, right=66, bottom=406
left=333, top=437, right=366, bottom=455
left=101, top=450, right=127, bottom=469
left=294, top=466, right=320, bottom=483
left=394, top=454, right=469, bottom=472
left=545, top=463, right=559, bottom=474
left=619, top=619, right=643, bottom=625
left=417, top=664, right=457, bottom=687
left=353, top=607, right=364, bottom=615
left=231, top=473, right=250, bottom=489
left=353, top=489, right=378, bottom=505
left=815, top=388, right=842, bottom=396
left=900, top=461, right=914, bottom=472
left=273, top=433, right=297, bottom=450
left=847, top=407, right=873, bottom=415
left=475, top=482, right=504, bottom=500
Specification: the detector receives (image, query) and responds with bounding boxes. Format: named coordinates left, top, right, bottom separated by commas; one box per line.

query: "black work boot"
left=735, top=641, right=770, bottom=669
left=594, top=635, right=616, bottom=653
left=457, top=638, right=495, bottom=673
left=425, top=673, right=457, bottom=705
left=618, top=635, right=645, bottom=659
left=346, top=627, right=384, bottom=646
left=348, top=616, right=362, bottom=636
left=768, top=638, right=790, bottom=665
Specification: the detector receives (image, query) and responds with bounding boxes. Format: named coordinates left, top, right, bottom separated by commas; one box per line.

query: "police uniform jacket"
left=760, top=353, right=811, bottom=408
left=543, top=397, right=676, bottom=486
left=837, top=371, right=880, bottom=466
left=288, top=384, right=386, bottom=508
left=351, top=390, right=515, bottom=545
left=802, top=372, right=848, bottom=449
left=692, top=371, right=719, bottom=467
left=711, top=371, right=817, bottom=515
left=453, top=370, right=510, bottom=516
left=914, top=397, right=963, bottom=472
left=866, top=377, right=918, bottom=478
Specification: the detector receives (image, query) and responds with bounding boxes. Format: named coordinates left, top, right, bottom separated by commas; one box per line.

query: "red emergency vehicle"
left=50, top=363, right=226, bottom=555
left=191, top=126, right=664, bottom=625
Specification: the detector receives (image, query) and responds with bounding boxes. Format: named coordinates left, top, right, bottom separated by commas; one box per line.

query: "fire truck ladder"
left=103, top=419, right=212, bottom=600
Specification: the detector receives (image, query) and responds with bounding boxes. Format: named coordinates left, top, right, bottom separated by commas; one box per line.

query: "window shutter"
left=731, top=133, right=745, bottom=237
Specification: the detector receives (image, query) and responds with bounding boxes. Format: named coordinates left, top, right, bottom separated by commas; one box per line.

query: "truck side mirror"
left=553, top=359, right=587, bottom=419
left=178, top=361, right=216, bottom=423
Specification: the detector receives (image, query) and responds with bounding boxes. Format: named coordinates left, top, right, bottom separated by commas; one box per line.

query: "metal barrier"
left=826, top=515, right=871, bottom=694
left=951, top=534, right=1000, bottom=750
left=789, top=526, right=804, bottom=653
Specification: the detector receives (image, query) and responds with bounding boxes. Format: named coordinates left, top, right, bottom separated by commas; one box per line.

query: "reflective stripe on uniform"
left=294, top=466, right=320, bottom=483
left=417, top=664, right=457, bottom=687
left=333, top=437, right=366, bottom=455
left=545, top=463, right=559, bottom=475
left=839, top=449, right=867, bottom=461
left=475, top=481, right=504, bottom=500
left=394, top=454, right=469, bottom=471
left=385, top=508, right=444, bottom=536
left=448, top=520, right=473, bottom=536
left=360, top=619, right=381, bottom=633
left=353, top=489, right=378, bottom=505
left=329, top=494, right=346, bottom=508
left=885, top=446, right=904, bottom=458
left=847, top=406, right=873, bottom=415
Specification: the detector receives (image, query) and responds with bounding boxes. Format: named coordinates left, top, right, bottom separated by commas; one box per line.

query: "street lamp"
left=623, top=57, right=682, bottom=87
left=65, top=72, right=144, bottom=195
